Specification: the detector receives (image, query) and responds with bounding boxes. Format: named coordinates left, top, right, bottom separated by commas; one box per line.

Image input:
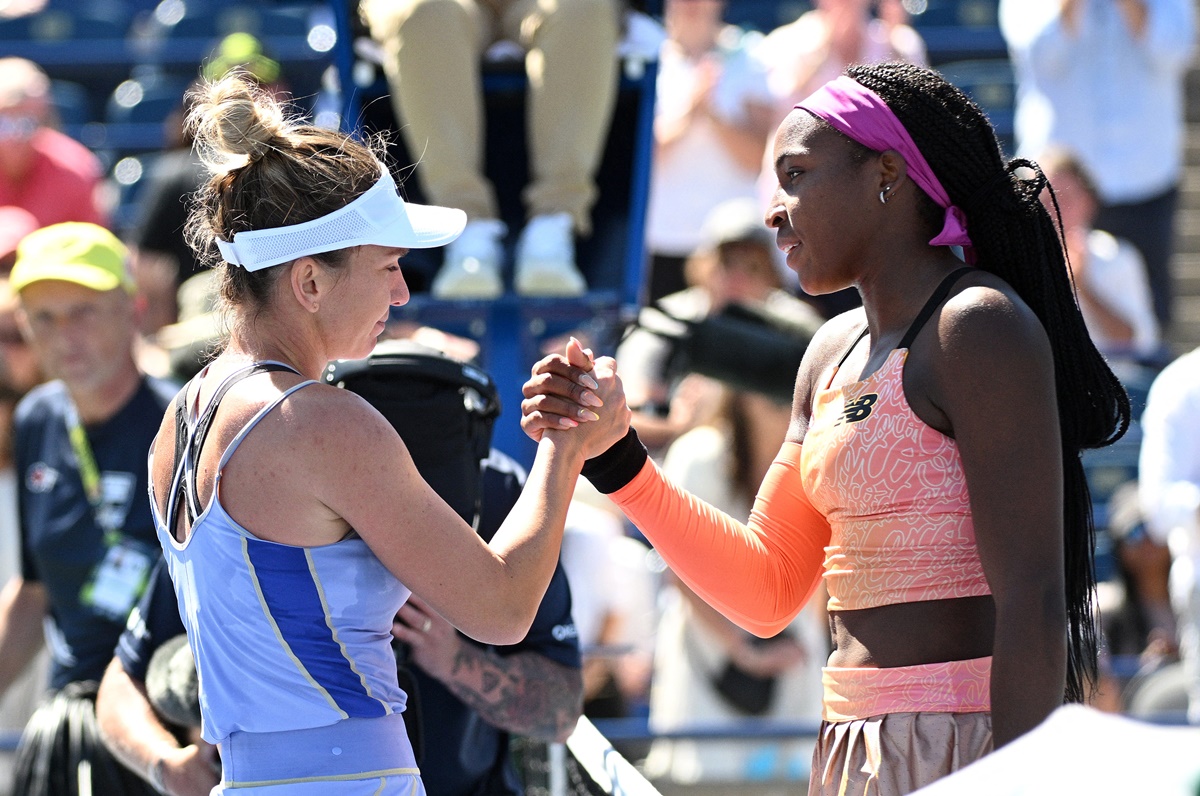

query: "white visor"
left=215, top=170, right=467, bottom=271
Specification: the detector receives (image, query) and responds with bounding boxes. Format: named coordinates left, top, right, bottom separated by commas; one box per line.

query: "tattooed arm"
left=394, top=593, right=584, bottom=742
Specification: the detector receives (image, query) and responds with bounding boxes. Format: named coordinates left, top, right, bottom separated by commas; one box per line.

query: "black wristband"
left=581, top=427, right=648, bottom=494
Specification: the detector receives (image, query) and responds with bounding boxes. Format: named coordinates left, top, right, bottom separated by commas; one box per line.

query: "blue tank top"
left=151, top=362, right=410, bottom=744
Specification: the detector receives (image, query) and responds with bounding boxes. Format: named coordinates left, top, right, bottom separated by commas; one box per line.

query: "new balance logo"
left=838, top=393, right=878, bottom=425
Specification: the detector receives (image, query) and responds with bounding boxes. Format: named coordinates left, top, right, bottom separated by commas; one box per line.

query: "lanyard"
left=64, top=399, right=122, bottom=546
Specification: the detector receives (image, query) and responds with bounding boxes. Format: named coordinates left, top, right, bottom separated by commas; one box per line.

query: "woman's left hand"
left=521, top=338, right=613, bottom=442
left=393, top=594, right=460, bottom=682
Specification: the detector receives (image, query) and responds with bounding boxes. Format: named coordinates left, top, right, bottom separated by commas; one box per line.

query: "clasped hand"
left=521, top=337, right=630, bottom=460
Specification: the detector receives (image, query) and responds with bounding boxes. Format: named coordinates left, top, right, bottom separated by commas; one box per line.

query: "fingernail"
left=580, top=391, right=603, bottom=407
left=577, top=408, right=600, bottom=421
left=559, top=416, right=579, bottom=428
left=579, top=374, right=599, bottom=390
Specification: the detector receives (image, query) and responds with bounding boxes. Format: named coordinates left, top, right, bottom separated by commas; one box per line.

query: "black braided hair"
left=845, top=62, right=1131, bottom=703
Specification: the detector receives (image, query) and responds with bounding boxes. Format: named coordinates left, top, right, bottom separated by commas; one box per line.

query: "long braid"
left=846, top=62, right=1131, bottom=702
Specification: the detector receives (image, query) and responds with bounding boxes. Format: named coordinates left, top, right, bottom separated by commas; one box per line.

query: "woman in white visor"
left=146, top=72, right=628, bottom=794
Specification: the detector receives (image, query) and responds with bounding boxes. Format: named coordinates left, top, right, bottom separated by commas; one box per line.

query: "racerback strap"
left=897, top=266, right=975, bottom=351
left=833, top=266, right=976, bottom=370
left=171, top=362, right=299, bottom=529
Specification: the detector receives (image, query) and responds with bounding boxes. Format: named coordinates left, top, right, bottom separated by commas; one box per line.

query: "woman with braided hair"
left=521, top=61, right=1130, bottom=794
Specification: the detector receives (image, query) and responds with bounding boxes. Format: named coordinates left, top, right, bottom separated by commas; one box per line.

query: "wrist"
left=580, top=427, right=648, bottom=493
left=538, top=432, right=588, bottom=472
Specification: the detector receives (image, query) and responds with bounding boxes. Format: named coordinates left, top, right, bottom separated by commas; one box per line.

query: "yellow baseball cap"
left=11, top=222, right=135, bottom=294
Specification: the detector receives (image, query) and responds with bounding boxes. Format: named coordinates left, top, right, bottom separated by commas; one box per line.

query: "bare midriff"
left=828, top=594, right=996, bottom=668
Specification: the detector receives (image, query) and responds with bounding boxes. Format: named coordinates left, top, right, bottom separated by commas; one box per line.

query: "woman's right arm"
left=520, top=320, right=854, bottom=637
left=585, top=433, right=828, bottom=638
left=309, top=350, right=629, bottom=647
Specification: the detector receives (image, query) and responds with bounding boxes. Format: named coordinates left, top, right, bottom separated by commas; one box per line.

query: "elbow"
left=95, top=659, right=125, bottom=746
left=466, top=603, right=537, bottom=647
left=995, top=581, right=1066, bottom=640
left=744, top=615, right=797, bottom=639
left=734, top=597, right=803, bottom=638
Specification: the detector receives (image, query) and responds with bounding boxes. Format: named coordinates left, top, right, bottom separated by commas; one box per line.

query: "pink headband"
left=795, top=75, right=973, bottom=255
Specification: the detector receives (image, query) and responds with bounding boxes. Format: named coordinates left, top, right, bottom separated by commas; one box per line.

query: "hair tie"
left=966, top=158, right=1048, bottom=211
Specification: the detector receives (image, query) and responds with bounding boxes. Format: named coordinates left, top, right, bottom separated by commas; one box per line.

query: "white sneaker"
left=514, top=213, right=587, bottom=297
left=431, top=218, right=506, bottom=300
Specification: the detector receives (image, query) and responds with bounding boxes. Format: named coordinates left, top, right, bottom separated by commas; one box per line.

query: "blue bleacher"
left=3, top=0, right=341, bottom=246
left=907, top=0, right=1007, bottom=65
left=722, top=0, right=811, bottom=34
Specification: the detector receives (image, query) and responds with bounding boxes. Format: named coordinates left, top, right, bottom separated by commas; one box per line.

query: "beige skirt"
left=808, top=711, right=993, bottom=796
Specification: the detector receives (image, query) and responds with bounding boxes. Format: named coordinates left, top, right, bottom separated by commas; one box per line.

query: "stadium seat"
left=106, top=150, right=161, bottom=237
left=0, top=2, right=130, bottom=42
left=907, top=0, right=1006, bottom=64
left=98, top=70, right=191, bottom=155
left=50, top=80, right=94, bottom=128
left=722, top=0, right=811, bottom=34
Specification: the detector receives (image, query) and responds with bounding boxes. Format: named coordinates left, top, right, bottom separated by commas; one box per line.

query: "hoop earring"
left=879, top=187, right=890, bottom=205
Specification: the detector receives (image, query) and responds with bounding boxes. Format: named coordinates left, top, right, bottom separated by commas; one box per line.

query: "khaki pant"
left=360, top=0, right=620, bottom=236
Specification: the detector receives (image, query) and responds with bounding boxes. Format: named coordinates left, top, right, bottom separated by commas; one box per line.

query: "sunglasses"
left=0, top=115, right=39, bottom=141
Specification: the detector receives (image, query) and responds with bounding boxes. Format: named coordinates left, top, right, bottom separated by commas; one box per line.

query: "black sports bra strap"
left=190, top=362, right=298, bottom=468
left=897, top=266, right=975, bottom=351
left=175, top=362, right=299, bottom=526
left=833, top=325, right=871, bottom=371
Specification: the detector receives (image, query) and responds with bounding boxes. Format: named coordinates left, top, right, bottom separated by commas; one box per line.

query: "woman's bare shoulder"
left=927, top=273, right=1056, bottom=422
left=937, top=274, right=1051, bottom=366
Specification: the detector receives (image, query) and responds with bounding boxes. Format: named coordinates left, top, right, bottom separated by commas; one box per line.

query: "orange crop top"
left=801, top=337, right=991, bottom=611
left=591, top=267, right=990, bottom=635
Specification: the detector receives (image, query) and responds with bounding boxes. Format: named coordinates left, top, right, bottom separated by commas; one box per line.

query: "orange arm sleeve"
left=608, top=441, right=830, bottom=637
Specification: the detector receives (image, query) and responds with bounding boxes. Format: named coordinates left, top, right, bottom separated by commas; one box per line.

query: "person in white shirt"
left=1138, top=346, right=1200, bottom=723
left=645, top=0, right=778, bottom=303
left=999, top=0, right=1196, bottom=329
left=1038, top=147, right=1161, bottom=369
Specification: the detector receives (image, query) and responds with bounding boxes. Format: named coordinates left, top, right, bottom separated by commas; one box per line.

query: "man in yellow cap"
left=0, top=222, right=174, bottom=795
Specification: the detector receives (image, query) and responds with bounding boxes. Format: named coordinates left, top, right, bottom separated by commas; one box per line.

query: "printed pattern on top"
left=800, top=348, right=992, bottom=611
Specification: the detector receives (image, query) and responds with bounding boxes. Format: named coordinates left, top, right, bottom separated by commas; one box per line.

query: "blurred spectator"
left=0, top=58, right=106, bottom=229
left=0, top=222, right=174, bottom=795
left=644, top=0, right=777, bottom=304
left=754, top=0, right=927, bottom=122
left=359, top=0, right=620, bottom=299
left=1000, top=0, right=1196, bottom=329
left=0, top=279, right=42, bottom=395
left=97, top=565, right=218, bottom=796
left=618, top=197, right=822, bottom=453
left=0, top=275, right=47, bottom=781
left=1138, top=345, right=1200, bottom=724
left=152, top=269, right=221, bottom=384
left=1038, top=147, right=1161, bottom=368
left=559, top=492, right=657, bottom=722
left=126, top=34, right=288, bottom=337
left=644, top=387, right=824, bottom=784
left=1103, top=482, right=1176, bottom=663
left=0, top=374, right=44, bottom=796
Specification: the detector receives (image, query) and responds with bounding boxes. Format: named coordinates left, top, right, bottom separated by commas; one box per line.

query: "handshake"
left=519, top=337, right=632, bottom=462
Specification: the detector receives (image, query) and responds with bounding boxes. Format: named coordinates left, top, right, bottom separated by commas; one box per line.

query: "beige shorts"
left=809, top=711, right=993, bottom=796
